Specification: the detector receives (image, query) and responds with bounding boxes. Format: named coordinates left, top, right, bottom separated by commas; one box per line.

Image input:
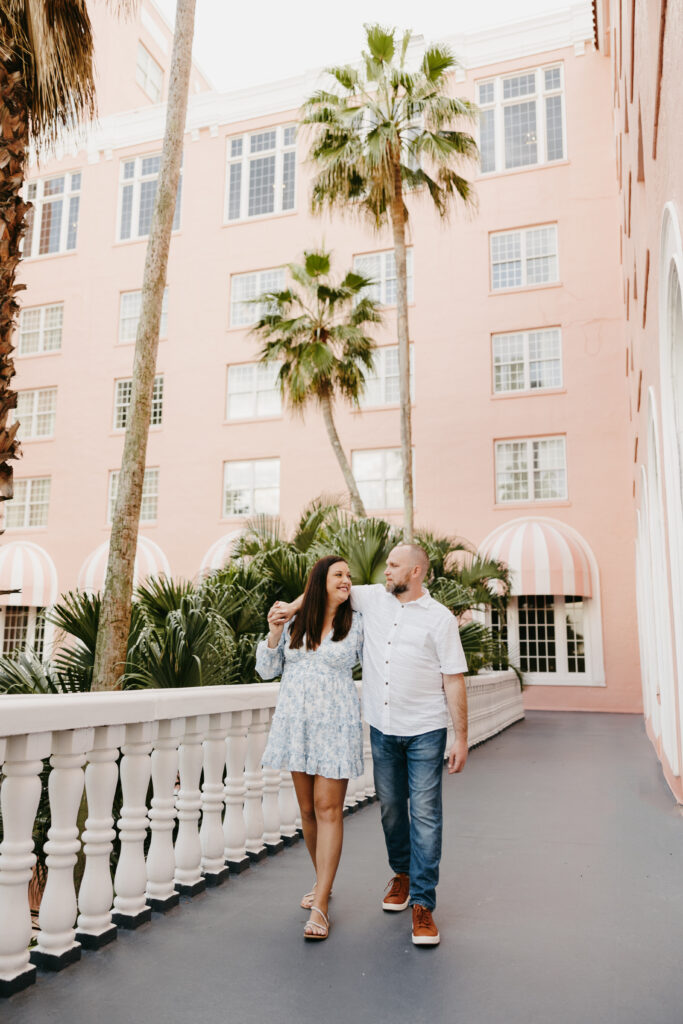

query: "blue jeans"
left=370, top=726, right=447, bottom=911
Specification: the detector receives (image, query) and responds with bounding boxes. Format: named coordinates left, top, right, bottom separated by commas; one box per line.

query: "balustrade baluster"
left=112, top=722, right=156, bottom=929
left=31, top=728, right=94, bottom=971
left=279, top=771, right=299, bottom=846
left=76, top=725, right=125, bottom=948
left=174, top=715, right=208, bottom=896
left=244, top=709, right=268, bottom=861
left=146, top=718, right=183, bottom=912
left=343, top=773, right=359, bottom=815
left=362, top=722, right=376, bottom=800
left=223, top=710, right=251, bottom=873
left=0, top=732, right=51, bottom=996
left=261, top=708, right=283, bottom=855
left=200, top=713, right=230, bottom=885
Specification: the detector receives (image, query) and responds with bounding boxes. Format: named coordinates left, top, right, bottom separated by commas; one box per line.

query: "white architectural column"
left=174, top=715, right=208, bottom=896
left=262, top=708, right=284, bottom=855
left=112, top=721, right=156, bottom=929
left=146, top=718, right=183, bottom=913
left=76, top=724, right=125, bottom=948
left=200, top=713, right=230, bottom=885
left=279, top=771, right=299, bottom=847
left=31, top=728, right=94, bottom=971
left=223, top=710, right=251, bottom=873
left=244, top=708, right=269, bottom=862
left=0, top=731, right=52, bottom=997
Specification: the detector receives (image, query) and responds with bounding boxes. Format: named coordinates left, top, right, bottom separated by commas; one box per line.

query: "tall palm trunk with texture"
left=92, top=0, right=197, bottom=690
left=319, top=391, right=366, bottom=517
left=390, top=155, right=414, bottom=542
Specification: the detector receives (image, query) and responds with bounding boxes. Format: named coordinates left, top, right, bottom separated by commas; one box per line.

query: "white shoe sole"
left=412, top=933, right=440, bottom=945
left=382, top=898, right=410, bottom=911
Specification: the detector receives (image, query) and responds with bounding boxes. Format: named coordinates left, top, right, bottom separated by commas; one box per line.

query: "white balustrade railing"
left=0, top=670, right=522, bottom=998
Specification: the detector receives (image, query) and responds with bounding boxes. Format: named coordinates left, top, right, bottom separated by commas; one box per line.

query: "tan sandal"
left=300, top=886, right=333, bottom=909
left=304, top=906, right=330, bottom=941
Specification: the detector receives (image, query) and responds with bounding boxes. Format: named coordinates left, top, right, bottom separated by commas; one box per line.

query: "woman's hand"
left=266, top=602, right=288, bottom=648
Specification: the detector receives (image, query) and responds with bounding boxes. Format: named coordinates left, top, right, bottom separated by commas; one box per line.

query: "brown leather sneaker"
left=382, top=873, right=410, bottom=911
left=412, top=904, right=440, bottom=945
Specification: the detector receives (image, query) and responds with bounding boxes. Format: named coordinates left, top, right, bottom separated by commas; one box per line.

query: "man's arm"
left=443, top=673, right=468, bottom=774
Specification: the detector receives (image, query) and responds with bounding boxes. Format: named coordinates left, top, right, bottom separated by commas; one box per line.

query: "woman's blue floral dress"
left=256, top=613, right=364, bottom=779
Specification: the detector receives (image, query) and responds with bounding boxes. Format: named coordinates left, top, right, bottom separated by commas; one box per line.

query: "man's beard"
left=386, top=580, right=408, bottom=595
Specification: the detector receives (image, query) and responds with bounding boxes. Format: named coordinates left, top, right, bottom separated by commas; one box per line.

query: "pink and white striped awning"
left=0, top=541, right=59, bottom=606
left=78, top=537, right=171, bottom=594
left=479, top=518, right=594, bottom=598
left=199, top=530, right=242, bottom=576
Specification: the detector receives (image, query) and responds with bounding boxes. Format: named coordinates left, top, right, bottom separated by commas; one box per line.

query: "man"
left=276, top=543, right=468, bottom=946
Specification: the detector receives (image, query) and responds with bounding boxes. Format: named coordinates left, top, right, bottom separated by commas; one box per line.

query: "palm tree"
left=252, top=249, right=382, bottom=517
left=92, top=0, right=197, bottom=690
left=302, top=24, right=479, bottom=541
left=0, top=2, right=132, bottom=512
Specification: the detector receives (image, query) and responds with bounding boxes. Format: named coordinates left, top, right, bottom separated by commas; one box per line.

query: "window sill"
left=116, top=337, right=168, bottom=347
left=352, top=403, right=416, bottom=413
left=114, top=232, right=180, bottom=248
left=17, top=436, right=56, bottom=444
left=3, top=526, right=48, bottom=532
left=105, top=520, right=158, bottom=529
left=110, top=426, right=163, bottom=437
left=223, top=416, right=283, bottom=426
left=15, top=350, right=62, bottom=361
left=22, top=250, right=77, bottom=264
left=222, top=209, right=298, bottom=228
left=478, top=158, right=570, bottom=182
left=490, top=282, right=562, bottom=297
left=494, top=499, right=571, bottom=509
left=522, top=676, right=605, bottom=687
left=491, top=388, right=566, bottom=401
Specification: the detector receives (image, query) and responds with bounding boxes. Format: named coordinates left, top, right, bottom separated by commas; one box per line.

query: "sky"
left=153, top=0, right=585, bottom=93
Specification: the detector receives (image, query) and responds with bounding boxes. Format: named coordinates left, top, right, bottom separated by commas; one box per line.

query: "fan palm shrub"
left=252, top=249, right=382, bottom=516
left=302, top=24, right=479, bottom=541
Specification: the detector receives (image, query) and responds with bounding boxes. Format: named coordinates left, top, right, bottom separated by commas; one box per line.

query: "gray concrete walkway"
left=5, top=712, right=683, bottom=1024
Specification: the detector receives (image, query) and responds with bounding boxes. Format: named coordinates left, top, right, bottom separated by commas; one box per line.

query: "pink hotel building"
left=7, top=1, right=682, bottom=794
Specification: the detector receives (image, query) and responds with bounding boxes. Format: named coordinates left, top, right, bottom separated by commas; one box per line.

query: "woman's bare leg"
left=311, top=776, right=348, bottom=917
left=292, top=771, right=317, bottom=876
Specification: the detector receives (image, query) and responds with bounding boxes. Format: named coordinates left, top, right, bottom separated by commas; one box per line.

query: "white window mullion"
left=525, top=439, right=534, bottom=500
left=494, top=77, right=505, bottom=173
left=523, top=333, right=531, bottom=391
left=555, top=596, right=569, bottom=674
left=273, top=128, right=284, bottom=215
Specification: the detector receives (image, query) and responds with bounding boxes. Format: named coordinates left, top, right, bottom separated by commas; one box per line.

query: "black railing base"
left=0, top=966, right=36, bottom=998
left=30, top=944, right=81, bottom=972
left=174, top=879, right=206, bottom=898
left=265, top=840, right=285, bottom=856
left=112, top=907, right=152, bottom=930
left=281, top=832, right=299, bottom=846
left=76, top=926, right=118, bottom=950
left=203, top=867, right=229, bottom=887
left=147, top=893, right=180, bottom=914
left=247, top=847, right=268, bottom=863
left=225, top=856, right=250, bottom=874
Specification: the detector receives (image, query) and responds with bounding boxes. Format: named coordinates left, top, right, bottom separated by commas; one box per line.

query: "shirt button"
left=384, top=701, right=388, bottom=706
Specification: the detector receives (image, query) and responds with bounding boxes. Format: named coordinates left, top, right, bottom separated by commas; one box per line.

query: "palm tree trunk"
left=389, top=159, right=414, bottom=541
left=319, top=393, right=366, bottom=517
left=92, top=0, right=197, bottom=691
left=0, top=22, right=28, bottom=506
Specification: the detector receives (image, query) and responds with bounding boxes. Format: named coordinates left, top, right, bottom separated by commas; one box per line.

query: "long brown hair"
left=289, top=556, right=353, bottom=650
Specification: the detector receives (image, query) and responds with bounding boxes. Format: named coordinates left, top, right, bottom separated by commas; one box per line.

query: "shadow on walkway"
left=5, top=712, right=682, bottom=1024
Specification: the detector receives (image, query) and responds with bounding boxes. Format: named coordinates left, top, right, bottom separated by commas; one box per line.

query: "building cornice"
left=31, top=2, right=593, bottom=167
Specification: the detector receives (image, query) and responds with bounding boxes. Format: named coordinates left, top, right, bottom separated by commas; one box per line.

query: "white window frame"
left=0, top=606, right=47, bottom=660
left=359, top=345, right=415, bottom=408
left=113, top=375, right=164, bottom=431
left=352, top=448, right=409, bottom=511
left=224, top=125, right=297, bottom=223
left=15, top=387, right=57, bottom=440
left=117, top=155, right=181, bottom=242
left=492, top=328, right=563, bottom=395
left=118, top=287, right=169, bottom=343
left=17, top=303, right=63, bottom=356
left=108, top=467, right=159, bottom=523
left=4, top=477, right=51, bottom=529
left=23, top=172, right=81, bottom=258
left=136, top=42, right=163, bottom=103
left=353, top=249, right=414, bottom=306
left=476, top=64, right=566, bottom=175
left=490, top=224, right=559, bottom=292
left=222, top=458, right=280, bottom=518
left=229, top=268, right=286, bottom=328
left=494, top=436, right=568, bottom=504
left=225, top=362, right=282, bottom=421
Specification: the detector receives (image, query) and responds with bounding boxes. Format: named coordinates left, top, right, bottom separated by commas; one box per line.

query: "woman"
left=256, top=556, right=363, bottom=941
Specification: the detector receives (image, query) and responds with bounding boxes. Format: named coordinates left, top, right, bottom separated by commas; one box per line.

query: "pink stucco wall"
left=13, top=10, right=642, bottom=714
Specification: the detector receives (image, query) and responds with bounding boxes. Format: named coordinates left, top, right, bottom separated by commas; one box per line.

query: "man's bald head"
left=385, top=544, right=431, bottom=596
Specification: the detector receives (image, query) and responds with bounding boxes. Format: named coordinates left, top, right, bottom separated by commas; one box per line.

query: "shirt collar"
left=392, top=587, right=431, bottom=608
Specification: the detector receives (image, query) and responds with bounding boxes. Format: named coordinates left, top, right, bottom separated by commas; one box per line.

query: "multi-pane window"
left=118, top=155, right=181, bottom=240
left=5, top=478, right=51, bottom=529
left=226, top=363, right=281, bottom=420
left=18, top=303, right=63, bottom=355
left=23, top=172, right=81, bottom=257
left=223, top=459, right=280, bottom=517
left=108, top=467, right=159, bottom=522
left=360, top=345, right=415, bottom=408
left=495, top=436, right=567, bottom=503
left=2, top=606, right=46, bottom=659
left=136, top=43, right=163, bottom=103
left=477, top=65, right=565, bottom=174
left=518, top=595, right=556, bottom=672
left=16, top=388, right=57, bottom=439
left=114, top=375, right=164, bottom=430
left=118, top=287, right=169, bottom=342
left=490, top=225, right=558, bottom=291
left=229, top=268, right=285, bottom=327
left=225, top=125, right=296, bottom=221
left=492, top=328, right=562, bottom=393
left=352, top=448, right=403, bottom=510
left=497, top=594, right=586, bottom=678
left=353, top=249, right=414, bottom=306
left=565, top=596, right=586, bottom=673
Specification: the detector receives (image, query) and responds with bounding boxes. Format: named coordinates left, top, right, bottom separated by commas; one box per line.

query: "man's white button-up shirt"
left=350, top=584, right=468, bottom=737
